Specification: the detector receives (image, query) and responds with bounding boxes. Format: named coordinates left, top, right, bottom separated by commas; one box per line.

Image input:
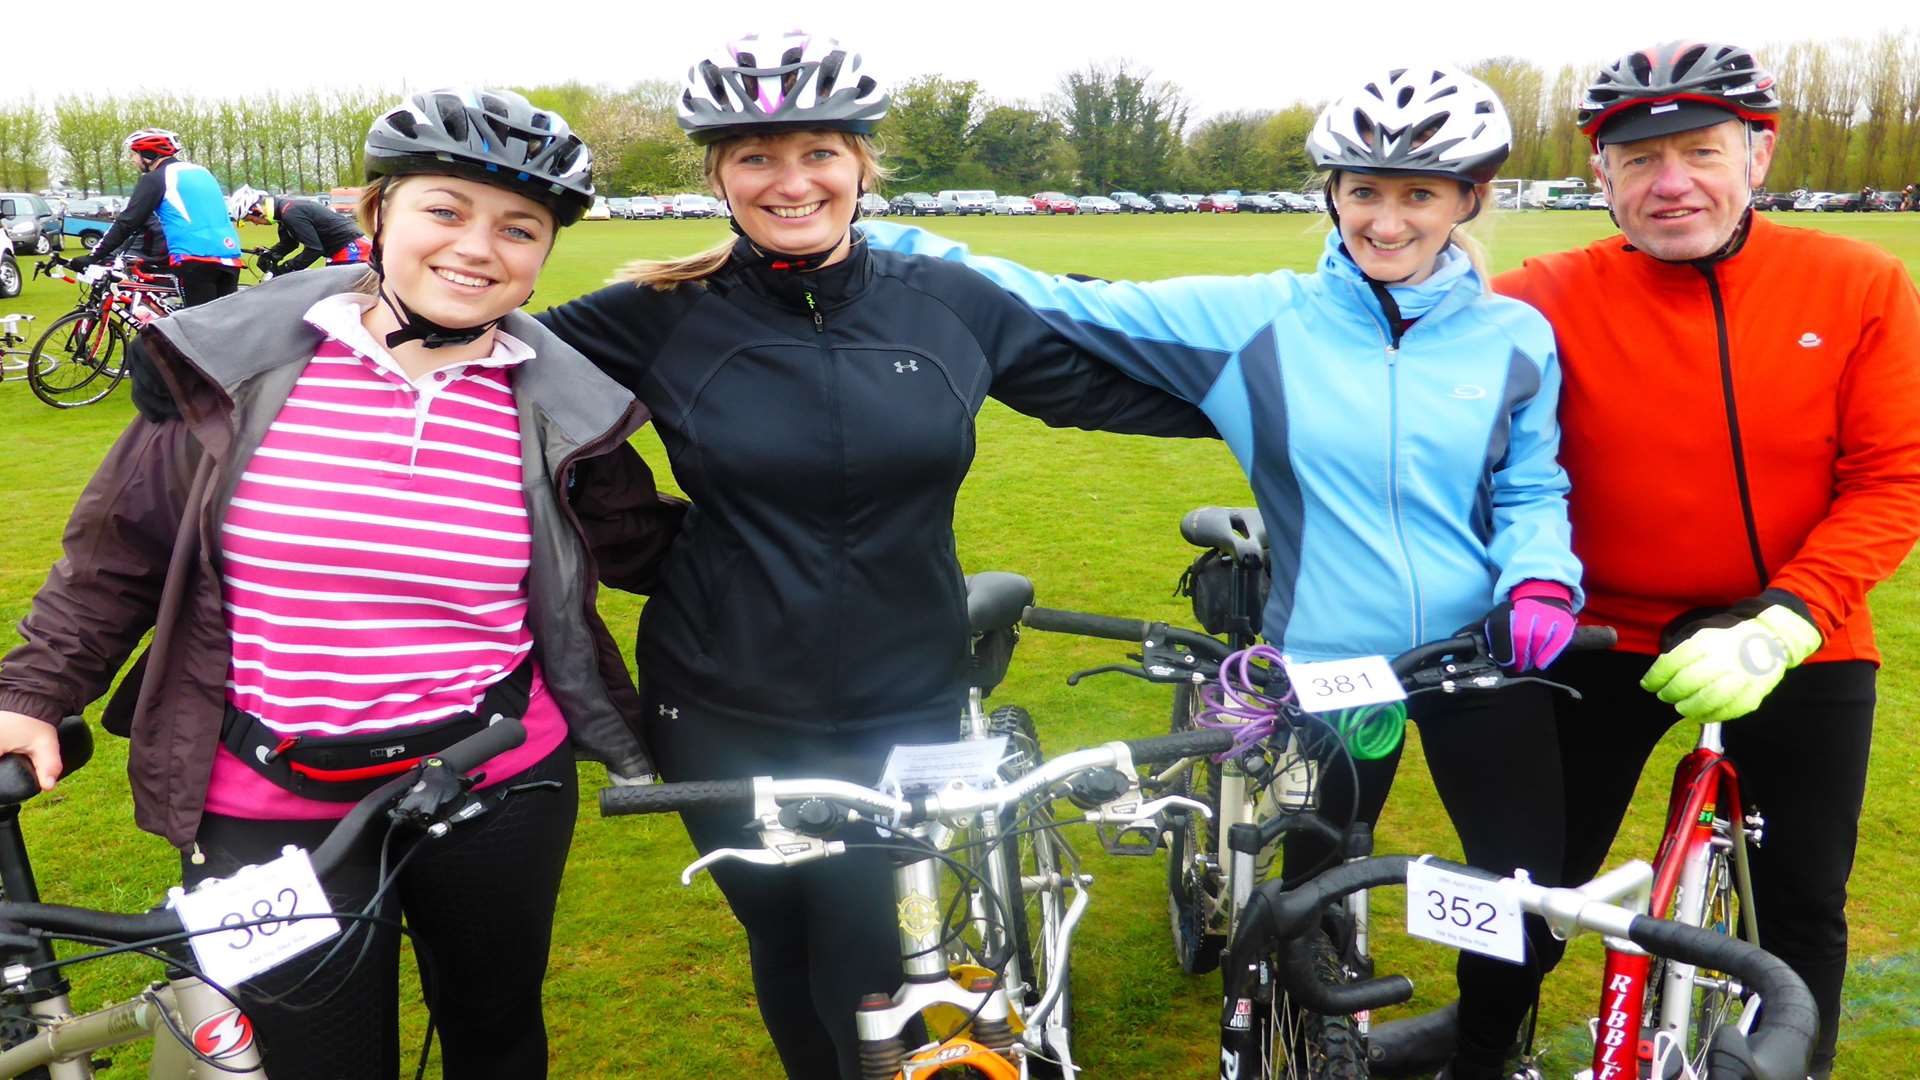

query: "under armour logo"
left=657, top=704, right=679, bottom=719
left=894, top=360, right=918, bottom=373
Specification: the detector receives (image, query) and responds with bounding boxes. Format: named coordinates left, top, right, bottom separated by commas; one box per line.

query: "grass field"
left=3, top=210, right=1919, bottom=1077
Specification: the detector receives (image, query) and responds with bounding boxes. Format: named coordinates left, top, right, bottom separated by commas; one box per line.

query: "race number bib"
left=1282, top=655, right=1406, bottom=713
left=174, top=846, right=341, bottom=986
left=1405, top=859, right=1525, bottom=964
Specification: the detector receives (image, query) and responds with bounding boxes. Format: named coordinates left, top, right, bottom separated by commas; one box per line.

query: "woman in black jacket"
left=537, top=29, right=1211, bottom=1079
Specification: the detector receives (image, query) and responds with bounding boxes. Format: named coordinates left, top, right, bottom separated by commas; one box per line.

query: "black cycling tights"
left=646, top=693, right=952, bottom=1080
left=1552, top=653, right=1874, bottom=1079
left=1282, top=682, right=1567, bottom=1074
left=183, top=743, right=577, bottom=1080
left=172, top=263, right=241, bottom=308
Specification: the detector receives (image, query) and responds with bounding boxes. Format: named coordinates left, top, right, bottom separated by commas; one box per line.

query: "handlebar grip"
left=600, top=778, right=757, bottom=817
left=1627, top=916, right=1817, bottom=1080
left=0, top=716, right=96, bottom=805
left=433, top=717, right=527, bottom=775
left=1569, top=625, right=1617, bottom=650
left=1281, top=931, right=1416, bottom=1013
left=1020, top=606, right=1149, bottom=643
left=1123, top=727, right=1237, bottom=765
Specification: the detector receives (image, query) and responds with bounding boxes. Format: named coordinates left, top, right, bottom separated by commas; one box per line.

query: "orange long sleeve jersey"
left=1494, top=215, right=1920, bottom=661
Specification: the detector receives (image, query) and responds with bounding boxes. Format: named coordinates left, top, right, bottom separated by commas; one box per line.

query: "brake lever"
left=1065, top=663, right=1157, bottom=687
left=679, top=836, right=846, bottom=885
left=1085, top=793, right=1212, bottom=856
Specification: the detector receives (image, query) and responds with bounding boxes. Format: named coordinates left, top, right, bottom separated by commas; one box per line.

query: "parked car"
left=57, top=198, right=116, bottom=249
left=1870, top=191, right=1905, bottom=211
left=890, top=192, right=941, bottom=216
left=1031, top=192, right=1079, bottom=215
left=1109, top=191, right=1155, bottom=213
left=1550, top=194, right=1590, bottom=210
left=1198, top=193, right=1239, bottom=213
left=858, top=192, right=890, bottom=217
left=629, top=195, right=665, bottom=219
left=582, top=196, right=612, bottom=221
left=1793, top=191, right=1834, bottom=211
left=607, top=198, right=632, bottom=219
left=993, top=195, right=1037, bottom=215
left=1147, top=192, right=1185, bottom=212
left=0, top=233, right=20, bottom=299
left=1236, top=194, right=1280, bottom=213
left=671, top=193, right=715, bottom=218
left=936, top=189, right=995, bottom=216
left=1586, top=190, right=1609, bottom=210
left=1078, top=195, right=1121, bottom=214
left=0, top=192, right=61, bottom=255
left=1751, top=191, right=1794, bottom=212
left=1818, top=193, right=1863, bottom=212
left=326, top=187, right=361, bottom=216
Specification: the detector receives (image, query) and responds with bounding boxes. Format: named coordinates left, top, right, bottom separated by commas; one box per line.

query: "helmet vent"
left=1409, top=115, right=1447, bottom=150
left=1396, top=85, right=1416, bottom=108
left=435, top=96, right=470, bottom=143
left=480, top=94, right=511, bottom=118
left=818, top=52, right=844, bottom=96
left=1364, top=82, right=1384, bottom=101
left=389, top=112, right=418, bottom=138
left=1388, top=68, right=1408, bottom=82
left=1673, top=45, right=1707, bottom=82
left=1353, top=109, right=1378, bottom=147
left=1629, top=52, right=1654, bottom=82
left=856, top=76, right=877, bottom=97
left=1429, top=85, right=1459, bottom=101
left=1475, top=100, right=1495, bottom=114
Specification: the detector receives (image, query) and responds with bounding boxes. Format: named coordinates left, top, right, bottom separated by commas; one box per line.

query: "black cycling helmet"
left=1579, top=41, right=1780, bottom=146
left=365, top=87, right=595, bottom=226
left=678, top=30, right=889, bottom=145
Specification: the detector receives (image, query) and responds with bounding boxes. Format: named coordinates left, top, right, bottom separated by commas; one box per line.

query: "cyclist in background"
left=537, top=29, right=1212, bottom=1079
left=69, top=128, right=244, bottom=306
left=231, top=186, right=372, bottom=272
left=1493, top=41, right=1920, bottom=1077
left=0, top=89, right=681, bottom=1078
left=863, top=65, right=1581, bottom=1080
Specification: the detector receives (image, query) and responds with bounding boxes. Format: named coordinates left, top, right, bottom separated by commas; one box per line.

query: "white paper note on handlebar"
left=174, top=845, right=341, bottom=986
left=1405, top=858, right=1525, bottom=964
left=1281, top=655, right=1407, bottom=713
left=876, top=737, right=1008, bottom=793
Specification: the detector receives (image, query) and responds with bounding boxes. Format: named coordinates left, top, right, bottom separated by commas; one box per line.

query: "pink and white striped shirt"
left=206, top=293, right=567, bottom=820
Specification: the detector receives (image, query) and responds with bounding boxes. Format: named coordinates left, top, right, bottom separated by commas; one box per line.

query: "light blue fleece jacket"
left=861, top=220, right=1581, bottom=660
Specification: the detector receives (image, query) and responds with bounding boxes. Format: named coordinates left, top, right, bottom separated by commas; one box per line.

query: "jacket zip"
left=1361, top=285, right=1424, bottom=648
left=1694, top=264, right=1770, bottom=592
left=805, top=289, right=824, bottom=333
left=806, top=290, right=846, bottom=714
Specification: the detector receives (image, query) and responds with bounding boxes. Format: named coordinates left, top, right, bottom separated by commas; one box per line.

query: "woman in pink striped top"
left=0, top=90, right=682, bottom=1079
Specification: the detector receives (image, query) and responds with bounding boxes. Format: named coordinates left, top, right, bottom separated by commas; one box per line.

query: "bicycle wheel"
left=1167, top=681, right=1228, bottom=974
left=1268, top=927, right=1368, bottom=1080
left=1645, top=826, right=1751, bottom=1078
left=28, top=309, right=127, bottom=408
left=985, top=704, right=1073, bottom=1078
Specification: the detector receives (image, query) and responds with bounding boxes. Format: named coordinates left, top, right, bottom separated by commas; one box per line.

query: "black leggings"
left=183, top=743, right=578, bottom=1080
left=172, top=262, right=241, bottom=307
left=1283, top=683, right=1567, bottom=1069
left=646, top=691, right=952, bottom=1080
left=1552, top=652, right=1874, bottom=1077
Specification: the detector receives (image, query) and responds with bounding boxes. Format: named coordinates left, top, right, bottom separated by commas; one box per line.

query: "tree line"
left=0, top=31, right=1915, bottom=201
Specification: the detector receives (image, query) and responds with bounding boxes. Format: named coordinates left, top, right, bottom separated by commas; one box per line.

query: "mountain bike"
left=25, top=255, right=179, bottom=409
left=0, top=714, right=528, bottom=1079
left=602, top=707, right=1233, bottom=1079
left=1244, top=853, right=1816, bottom=1080
left=1575, top=721, right=1763, bottom=1080
left=1018, top=599, right=1616, bottom=1080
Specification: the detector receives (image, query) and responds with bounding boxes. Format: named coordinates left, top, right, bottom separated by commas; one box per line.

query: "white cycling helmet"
left=678, top=29, right=889, bottom=144
left=1308, top=64, right=1512, bottom=185
left=228, top=185, right=268, bottom=221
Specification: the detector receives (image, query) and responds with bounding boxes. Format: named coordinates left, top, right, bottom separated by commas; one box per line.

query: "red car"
left=1197, top=194, right=1240, bottom=213
left=1030, top=192, right=1079, bottom=215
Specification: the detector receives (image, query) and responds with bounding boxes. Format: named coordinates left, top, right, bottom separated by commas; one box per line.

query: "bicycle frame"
left=1588, top=722, right=1762, bottom=1080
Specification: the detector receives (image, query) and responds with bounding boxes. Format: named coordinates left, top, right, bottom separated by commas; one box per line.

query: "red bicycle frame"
left=1590, top=724, right=1756, bottom=1079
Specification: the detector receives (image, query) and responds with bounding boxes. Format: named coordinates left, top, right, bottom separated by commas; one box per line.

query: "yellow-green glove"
left=1642, top=600, right=1821, bottom=723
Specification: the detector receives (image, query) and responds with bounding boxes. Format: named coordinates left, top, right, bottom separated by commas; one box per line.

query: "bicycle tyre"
left=1645, top=827, right=1749, bottom=1078
left=28, top=309, right=127, bottom=408
left=1166, top=681, right=1227, bottom=975
left=986, top=704, right=1072, bottom=1078
left=1272, top=927, right=1369, bottom=1080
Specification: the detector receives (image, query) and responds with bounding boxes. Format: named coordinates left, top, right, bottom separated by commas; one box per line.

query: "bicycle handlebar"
left=1241, top=855, right=1814, bottom=1080
left=0, top=719, right=527, bottom=948
left=599, top=727, right=1239, bottom=820
left=0, top=716, right=96, bottom=805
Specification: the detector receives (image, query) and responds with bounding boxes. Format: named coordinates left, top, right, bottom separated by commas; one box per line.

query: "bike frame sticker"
left=191, top=1007, right=255, bottom=1060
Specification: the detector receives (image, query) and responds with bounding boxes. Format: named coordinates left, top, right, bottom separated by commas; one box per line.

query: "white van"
left=935, top=189, right=996, bottom=216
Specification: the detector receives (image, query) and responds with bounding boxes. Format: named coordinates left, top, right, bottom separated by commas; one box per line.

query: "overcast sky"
left=17, top=3, right=1916, bottom=122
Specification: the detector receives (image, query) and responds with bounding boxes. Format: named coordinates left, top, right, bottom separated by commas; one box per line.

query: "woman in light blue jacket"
left=866, top=65, right=1576, bottom=1079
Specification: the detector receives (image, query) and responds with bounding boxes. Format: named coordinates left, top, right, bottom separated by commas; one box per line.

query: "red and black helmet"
left=1578, top=41, right=1780, bottom=146
left=124, top=128, right=184, bottom=157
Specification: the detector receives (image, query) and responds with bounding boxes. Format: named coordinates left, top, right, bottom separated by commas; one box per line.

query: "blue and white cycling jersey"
left=93, top=159, right=242, bottom=266
left=861, top=220, right=1582, bottom=661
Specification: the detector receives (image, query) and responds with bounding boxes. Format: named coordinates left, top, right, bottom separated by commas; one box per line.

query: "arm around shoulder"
left=572, top=440, right=688, bottom=595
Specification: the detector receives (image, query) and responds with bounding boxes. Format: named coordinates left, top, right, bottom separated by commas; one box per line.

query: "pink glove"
left=1487, top=580, right=1577, bottom=673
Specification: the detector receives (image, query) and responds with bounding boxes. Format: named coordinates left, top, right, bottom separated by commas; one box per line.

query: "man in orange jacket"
left=1495, top=41, right=1920, bottom=1077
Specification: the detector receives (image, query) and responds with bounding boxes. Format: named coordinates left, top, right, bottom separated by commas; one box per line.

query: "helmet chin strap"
left=725, top=185, right=863, bottom=272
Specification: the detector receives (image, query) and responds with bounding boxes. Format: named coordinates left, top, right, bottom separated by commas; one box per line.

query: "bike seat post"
left=0, top=805, right=67, bottom=995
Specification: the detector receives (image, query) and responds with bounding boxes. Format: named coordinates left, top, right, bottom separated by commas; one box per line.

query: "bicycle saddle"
left=1179, top=507, right=1267, bottom=563
left=965, top=572, right=1035, bottom=636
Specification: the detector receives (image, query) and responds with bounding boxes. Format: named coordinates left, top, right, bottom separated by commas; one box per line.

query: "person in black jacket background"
left=538, top=29, right=1213, bottom=1079
left=232, top=187, right=371, bottom=272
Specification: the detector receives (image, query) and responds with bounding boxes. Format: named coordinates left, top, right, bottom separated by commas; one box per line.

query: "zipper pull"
left=804, top=291, right=823, bottom=333
left=189, top=841, right=206, bottom=866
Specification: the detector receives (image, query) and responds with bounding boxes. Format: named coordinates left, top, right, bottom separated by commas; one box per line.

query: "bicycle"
left=0, top=315, right=33, bottom=381
left=601, top=693, right=1235, bottom=1078
left=1574, top=722, right=1763, bottom=1080
left=25, top=255, right=180, bottom=409
left=1018, top=600, right=1616, bottom=1080
left=0, top=713, right=529, bottom=1079
left=1242, top=853, right=1817, bottom=1080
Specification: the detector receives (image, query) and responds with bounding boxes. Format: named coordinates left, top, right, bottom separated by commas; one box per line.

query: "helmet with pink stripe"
left=678, top=30, right=889, bottom=145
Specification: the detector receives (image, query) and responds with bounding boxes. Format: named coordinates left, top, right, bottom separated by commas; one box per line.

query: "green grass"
left=3, top=210, right=1919, bottom=1077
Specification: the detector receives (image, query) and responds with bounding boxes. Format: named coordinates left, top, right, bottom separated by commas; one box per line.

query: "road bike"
left=24, top=255, right=179, bottom=409
left=1243, top=853, right=1816, bottom=1080
left=1574, top=721, right=1763, bottom=1080
left=0, top=715, right=529, bottom=1078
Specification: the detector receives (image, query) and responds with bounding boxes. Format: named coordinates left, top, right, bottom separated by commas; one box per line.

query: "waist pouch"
left=219, top=664, right=534, bottom=802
